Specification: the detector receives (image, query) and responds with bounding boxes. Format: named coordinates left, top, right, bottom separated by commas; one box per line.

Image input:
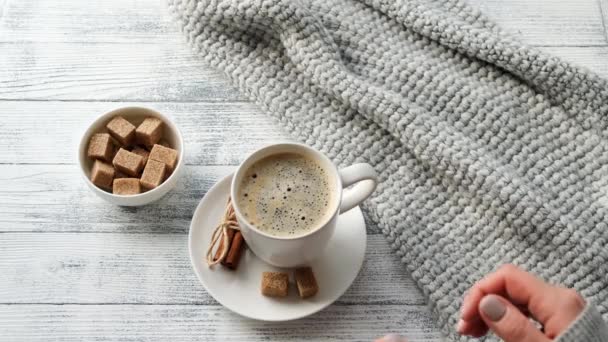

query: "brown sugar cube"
left=112, top=148, right=144, bottom=177
left=106, top=116, right=136, bottom=146
left=140, top=159, right=166, bottom=189
left=131, top=146, right=150, bottom=165
left=90, top=160, right=115, bottom=190
left=261, top=272, right=289, bottom=298
left=135, top=117, right=163, bottom=147
left=294, top=267, right=318, bottom=298
left=149, top=144, right=178, bottom=172
left=87, top=133, right=113, bottom=161
left=113, top=178, right=141, bottom=195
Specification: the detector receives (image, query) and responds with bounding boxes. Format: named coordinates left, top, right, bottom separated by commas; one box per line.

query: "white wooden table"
left=1, top=0, right=606, bottom=340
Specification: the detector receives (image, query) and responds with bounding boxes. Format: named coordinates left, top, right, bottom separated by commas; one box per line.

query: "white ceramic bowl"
left=78, top=106, right=185, bottom=206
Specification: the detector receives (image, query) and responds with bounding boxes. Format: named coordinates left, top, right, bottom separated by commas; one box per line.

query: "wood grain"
left=1, top=44, right=607, bottom=102
left=600, top=0, right=608, bottom=41
left=0, top=0, right=174, bottom=44
left=0, top=304, right=442, bottom=342
left=0, top=0, right=8, bottom=20
left=0, top=233, right=422, bottom=305
left=0, top=165, right=229, bottom=233
left=0, top=42, right=244, bottom=102
left=0, top=101, right=287, bottom=165
left=0, top=0, right=605, bottom=46
left=467, top=0, right=607, bottom=46
left=0, top=164, right=381, bottom=234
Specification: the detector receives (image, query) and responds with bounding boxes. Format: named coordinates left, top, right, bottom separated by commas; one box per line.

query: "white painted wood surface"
left=0, top=305, right=440, bottom=342
left=0, top=0, right=607, bottom=340
left=0, top=234, right=424, bottom=304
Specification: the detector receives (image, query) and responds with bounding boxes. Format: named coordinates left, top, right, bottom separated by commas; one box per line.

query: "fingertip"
left=456, top=318, right=488, bottom=337
left=478, top=294, right=549, bottom=342
left=376, top=333, right=408, bottom=342
left=456, top=319, right=465, bottom=334
left=461, top=287, right=484, bottom=321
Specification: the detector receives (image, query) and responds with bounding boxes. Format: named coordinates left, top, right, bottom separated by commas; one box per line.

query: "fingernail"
left=480, top=295, right=506, bottom=321
left=456, top=319, right=465, bottom=334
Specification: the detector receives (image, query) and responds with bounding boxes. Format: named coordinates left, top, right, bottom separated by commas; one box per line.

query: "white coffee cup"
left=230, top=143, right=378, bottom=268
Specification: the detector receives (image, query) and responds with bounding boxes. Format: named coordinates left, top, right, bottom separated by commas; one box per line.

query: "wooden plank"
left=0, top=0, right=174, bottom=44
left=0, top=165, right=230, bottom=233
left=0, top=0, right=605, bottom=47
left=0, top=42, right=244, bottom=102
left=0, top=304, right=442, bottom=341
left=0, top=233, right=424, bottom=305
left=0, top=101, right=287, bottom=165
left=600, top=0, right=608, bottom=41
left=0, top=0, right=8, bottom=20
left=0, top=164, right=383, bottom=234
left=467, top=0, right=607, bottom=46
left=1, top=43, right=607, bottom=102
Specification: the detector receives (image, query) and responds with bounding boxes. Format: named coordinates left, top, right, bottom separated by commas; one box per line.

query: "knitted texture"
left=167, top=0, right=608, bottom=340
left=557, top=302, right=608, bottom=342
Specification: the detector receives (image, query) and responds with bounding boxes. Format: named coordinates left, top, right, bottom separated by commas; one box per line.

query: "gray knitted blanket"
left=168, top=0, right=608, bottom=340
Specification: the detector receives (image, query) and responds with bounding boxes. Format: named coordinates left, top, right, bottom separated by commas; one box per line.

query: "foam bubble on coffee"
left=236, top=153, right=332, bottom=237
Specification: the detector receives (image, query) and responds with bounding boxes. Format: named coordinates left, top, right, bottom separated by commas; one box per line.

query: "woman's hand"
left=458, top=264, right=585, bottom=341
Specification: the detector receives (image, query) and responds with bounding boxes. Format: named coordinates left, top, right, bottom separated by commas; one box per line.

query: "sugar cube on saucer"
left=261, top=272, right=289, bottom=298
left=295, top=267, right=318, bottom=298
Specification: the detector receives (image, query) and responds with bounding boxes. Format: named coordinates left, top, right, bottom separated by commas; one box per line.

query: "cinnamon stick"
left=222, top=231, right=245, bottom=270
left=213, top=228, right=236, bottom=262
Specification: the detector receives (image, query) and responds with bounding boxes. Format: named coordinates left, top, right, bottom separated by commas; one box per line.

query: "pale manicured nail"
left=456, top=319, right=466, bottom=334
left=480, top=295, right=506, bottom=321
left=382, top=334, right=407, bottom=342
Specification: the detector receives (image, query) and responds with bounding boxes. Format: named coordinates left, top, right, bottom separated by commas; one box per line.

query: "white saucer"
left=188, top=173, right=367, bottom=321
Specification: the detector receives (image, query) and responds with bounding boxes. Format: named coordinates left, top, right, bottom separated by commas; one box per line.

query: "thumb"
left=479, top=295, right=549, bottom=342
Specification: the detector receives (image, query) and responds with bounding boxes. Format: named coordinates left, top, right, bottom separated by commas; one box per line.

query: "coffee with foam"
left=236, top=153, right=333, bottom=237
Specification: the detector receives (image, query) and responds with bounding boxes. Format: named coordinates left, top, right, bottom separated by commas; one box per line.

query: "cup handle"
left=338, top=163, right=378, bottom=213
